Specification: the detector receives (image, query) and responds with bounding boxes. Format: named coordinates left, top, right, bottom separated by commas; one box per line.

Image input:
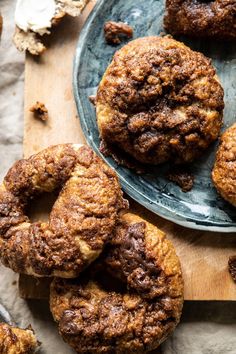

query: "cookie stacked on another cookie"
left=0, top=144, right=184, bottom=353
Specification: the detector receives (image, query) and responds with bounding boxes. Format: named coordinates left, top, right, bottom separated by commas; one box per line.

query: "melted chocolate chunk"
left=60, top=310, right=80, bottom=335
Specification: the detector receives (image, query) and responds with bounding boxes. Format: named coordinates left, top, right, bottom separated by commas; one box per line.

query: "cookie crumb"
left=12, top=280, right=17, bottom=286
left=100, top=140, right=145, bottom=174
left=30, top=102, right=48, bottom=121
left=228, top=256, right=236, bottom=283
left=167, top=166, right=194, bottom=192
left=104, top=21, right=133, bottom=45
left=89, top=95, right=97, bottom=106
left=159, top=31, right=167, bottom=37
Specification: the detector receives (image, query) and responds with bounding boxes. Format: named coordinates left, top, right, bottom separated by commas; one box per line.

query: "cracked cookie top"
left=97, top=36, right=224, bottom=165
left=0, top=144, right=127, bottom=278
left=50, top=213, right=184, bottom=353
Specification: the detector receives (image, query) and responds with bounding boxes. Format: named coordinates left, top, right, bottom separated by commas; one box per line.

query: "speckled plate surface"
left=73, top=0, right=236, bottom=232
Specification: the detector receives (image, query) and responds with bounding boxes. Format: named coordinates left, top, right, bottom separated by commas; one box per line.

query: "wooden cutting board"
left=22, top=0, right=236, bottom=301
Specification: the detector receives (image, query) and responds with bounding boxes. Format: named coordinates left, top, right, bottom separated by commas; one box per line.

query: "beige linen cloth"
left=0, top=1, right=235, bottom=353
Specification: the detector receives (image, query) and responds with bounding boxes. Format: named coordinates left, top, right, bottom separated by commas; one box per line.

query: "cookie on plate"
left=96, top=36, right=224, bottom=166
left=164, top=0, right=236, bottom=40
left=212, top=123, right=236, bottom=206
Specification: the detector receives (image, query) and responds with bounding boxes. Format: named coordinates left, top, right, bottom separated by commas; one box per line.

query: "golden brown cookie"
left=50, top=212, right=184, bottom=353
left=212, top=123, right=236, bottom=206
left=164, top=0, right=236, bottom=40
left=96, top=36, right=224, bottom=166
left=0, top=144, right=127, bottom=278
left=0, top=323, right=38, bottom=354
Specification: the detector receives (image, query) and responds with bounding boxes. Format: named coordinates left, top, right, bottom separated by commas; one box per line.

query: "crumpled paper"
left=0, top=1, right=235, bottom=353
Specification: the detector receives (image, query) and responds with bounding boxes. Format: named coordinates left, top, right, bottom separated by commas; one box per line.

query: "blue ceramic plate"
left=0, top=303, right=14, bottom=325
left=73, top=0, right=236, bottom=232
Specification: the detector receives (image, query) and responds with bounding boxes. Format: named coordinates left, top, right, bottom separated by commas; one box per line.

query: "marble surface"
left=74, top=0, right=236, bottom=232
left=0, top=1, right=235, bottom=353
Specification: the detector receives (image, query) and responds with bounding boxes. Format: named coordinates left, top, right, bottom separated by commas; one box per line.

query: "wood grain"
left=22, top=1, right=236, bottom=301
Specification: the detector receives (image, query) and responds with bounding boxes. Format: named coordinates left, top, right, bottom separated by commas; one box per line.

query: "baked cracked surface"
left=96, top=36, right=224, bottom=166
left=0, top=144, right=127, bottom=278
left=164, top=0, right=236, bottom=40
left=0, top=323, right=38, bottom=354
left=212, top=123, right=236, bottom=206
left=50, top=213, right=184, bottom=353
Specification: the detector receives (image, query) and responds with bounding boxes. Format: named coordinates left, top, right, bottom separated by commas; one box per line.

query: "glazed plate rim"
left=0, top=303, right=15, bottom=325
left=73, top=0, right=236, bottom=233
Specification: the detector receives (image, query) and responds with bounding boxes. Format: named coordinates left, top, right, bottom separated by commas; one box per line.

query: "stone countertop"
left=0, top=1, right=235, bottom=353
